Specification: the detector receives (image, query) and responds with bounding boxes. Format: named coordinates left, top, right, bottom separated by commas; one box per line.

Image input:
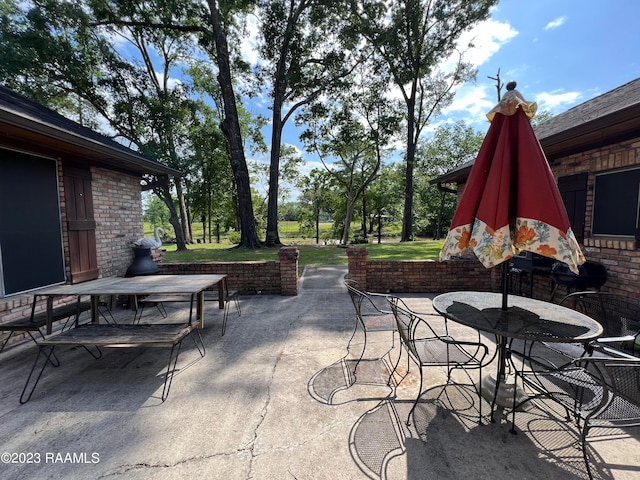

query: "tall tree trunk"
left=207, top=0, right=261, bottom=248
left=265, top=51, right=289, bottom=247
left=265, top=112, right=283, bottom=246
left=401, top=94, right=416, bottom=242
left=361, top=193, right=367, bottom=240
left=315, top=203, right=320, bottom=244
left=175, top=180, right=192, bottom=244
left=342, top=193, right=355, bottom=244
left=156, top=184, right=187, bottom=250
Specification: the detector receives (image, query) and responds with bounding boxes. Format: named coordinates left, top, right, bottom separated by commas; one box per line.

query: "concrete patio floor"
left=1, top=265, right=639, bottom=479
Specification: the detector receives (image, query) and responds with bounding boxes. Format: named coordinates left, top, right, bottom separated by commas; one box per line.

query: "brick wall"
left=347, top=246, right=501, bottom=293
left=549, top=135, right=640, bottom=297
left=157, top=247, right=299, bottom=296
left=92, top=167, right=143, bottom=278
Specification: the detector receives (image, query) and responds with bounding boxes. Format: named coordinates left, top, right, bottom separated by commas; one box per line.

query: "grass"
left=162, top=239, right=444, bottom=272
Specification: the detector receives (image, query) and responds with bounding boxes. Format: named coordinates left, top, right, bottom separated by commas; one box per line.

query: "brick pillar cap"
left=347, top=246, right=368, bottom=256
left=278, top=246, right=299, bottom=258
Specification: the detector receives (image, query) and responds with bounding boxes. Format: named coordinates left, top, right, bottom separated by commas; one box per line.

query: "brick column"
left=347, top=246, right=368, bottom=291
left=278, top=247, right=299, bottom=295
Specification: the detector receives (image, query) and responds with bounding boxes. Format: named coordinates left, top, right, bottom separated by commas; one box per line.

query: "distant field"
left=149, top=220, right=442, bottom=271
left=161, top=239, right=444, bottom=271
left=147, top=220, right=403, bottom=246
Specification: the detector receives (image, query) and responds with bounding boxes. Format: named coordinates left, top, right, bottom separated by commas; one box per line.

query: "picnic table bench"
left=20, top=323, right=204, bottom=404
left=1, top=300, right=92, bottom=356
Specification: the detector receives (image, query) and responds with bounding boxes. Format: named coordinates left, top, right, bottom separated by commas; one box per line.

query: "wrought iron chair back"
left=343, top=279, right=397, bottom=382
left=560, top=291, right=640, bottom=356
left=387, top=296, right=489, bottom=426
left=520, top=355, right=640, bottom=479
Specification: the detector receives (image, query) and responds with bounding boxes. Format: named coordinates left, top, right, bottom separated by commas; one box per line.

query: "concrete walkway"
left=0, top=266, right=639, bottom=479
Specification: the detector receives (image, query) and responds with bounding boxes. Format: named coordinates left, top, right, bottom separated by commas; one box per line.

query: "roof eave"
left=0, top=109, right=182, bottom=177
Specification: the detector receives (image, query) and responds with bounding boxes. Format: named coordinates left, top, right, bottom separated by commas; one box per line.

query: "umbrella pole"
left=501, top=264, right=509, bottom=310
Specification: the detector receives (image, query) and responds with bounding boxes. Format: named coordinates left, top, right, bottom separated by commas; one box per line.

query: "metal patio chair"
left=343, top=280, right=397, bottom=384
left=387, top=296, right=489, bottom=426
left=518, top=354, right=640, bottom=479
left=527, top=291, right=640, bottom=367
left=562, top=291, right=640, bottom=357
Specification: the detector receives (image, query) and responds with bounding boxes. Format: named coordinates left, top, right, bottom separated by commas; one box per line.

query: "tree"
left=349, top=0, right=497, bottom=241
left=415, top=120, right=484, bottom=237
left=297, top=168, right=333, bottom=243
left=205, top=0, right=262, bottom=247
left=256, top=0, right=358, bottom=246
left=299, top=52, right=399, bottom=243
left=364, top=164, right=404, bottom=242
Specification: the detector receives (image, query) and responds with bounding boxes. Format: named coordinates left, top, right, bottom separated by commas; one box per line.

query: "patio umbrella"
left=439, top=81, right=585, bottom=309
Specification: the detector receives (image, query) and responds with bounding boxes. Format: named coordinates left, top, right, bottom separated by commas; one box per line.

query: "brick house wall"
left=549, top=135, right=640, bottom=297
left=91, top=167, right=143, bottom=278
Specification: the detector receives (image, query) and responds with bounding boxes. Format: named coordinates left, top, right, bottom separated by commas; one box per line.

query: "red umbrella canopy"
left=439, top=84, right=585, bottom=274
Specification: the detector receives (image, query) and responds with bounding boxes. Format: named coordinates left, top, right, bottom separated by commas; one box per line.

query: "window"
left=592, top=167, right=640, bottom=237
left=0, top=149, right=65, bottom=296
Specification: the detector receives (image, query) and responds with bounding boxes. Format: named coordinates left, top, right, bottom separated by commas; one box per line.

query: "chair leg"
left=221, top=300, right=230, bottom=336
left=581, top=424, right=594, bottom=480
left=407, top=366, right=424, bottom=426
left=352, top=328, right=368, bottom=379
left=156, top=302, right=167, bottom=318
left=189, top=328, right=206, bottom=357
left=231, top=293, right=241, bottom=316
left=387, top=335, right=403, bottom=387
left=221, top=293, right=240, bottom=336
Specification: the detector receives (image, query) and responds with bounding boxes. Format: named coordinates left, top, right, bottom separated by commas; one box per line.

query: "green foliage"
left=0, top=0, right=492, bottom=251
left=414, top=121, right=485, bottom=237
left=348, top=0, right=498, bottom=240
left=228, top=231, right=241, bottom=244
left=143, top=195, right=172, bottom=231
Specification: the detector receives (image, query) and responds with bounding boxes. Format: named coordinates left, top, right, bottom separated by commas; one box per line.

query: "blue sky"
left=442, top=0, right=640, bottom=132
left=253, top=0, right=640, bottom=194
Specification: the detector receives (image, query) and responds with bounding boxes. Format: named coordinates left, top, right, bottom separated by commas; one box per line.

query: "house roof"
left=535, top=77, right=640, bottom=159
left=430, top=77, right=640, bottom=185
left=0, top=85, right=181, bottom=177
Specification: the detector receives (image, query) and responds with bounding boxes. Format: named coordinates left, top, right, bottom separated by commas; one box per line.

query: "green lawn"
left=162, top=239, right=444, bottom=272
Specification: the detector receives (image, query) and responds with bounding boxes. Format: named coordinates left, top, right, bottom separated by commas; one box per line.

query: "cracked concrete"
left=1, top=265, right=639, bottom=479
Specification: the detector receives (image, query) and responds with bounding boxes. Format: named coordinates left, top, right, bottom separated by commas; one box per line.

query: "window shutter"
left=63, top=164, right=98, bottom=283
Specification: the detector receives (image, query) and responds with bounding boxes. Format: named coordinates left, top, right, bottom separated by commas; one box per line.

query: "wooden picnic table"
left=35, top=274, right=227, bottom=332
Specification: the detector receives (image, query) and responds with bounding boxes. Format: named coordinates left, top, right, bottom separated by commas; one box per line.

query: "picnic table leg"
left=161, top=340, right=184, bottom=402
left=218, top=280, right=225, bottom=309
left=194, top=292, right=204, bottom=328
left=91, top=295, right=101, bottom=324
left=20, top=345, right=57, bottom=404
left=190, top=327, right=206, bottom=357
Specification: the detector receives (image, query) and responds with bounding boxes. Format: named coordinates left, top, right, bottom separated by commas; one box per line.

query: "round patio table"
left=432, top=291, right=603, bottom=430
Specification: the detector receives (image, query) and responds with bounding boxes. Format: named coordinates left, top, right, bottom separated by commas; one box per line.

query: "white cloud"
left=240, top=15, right=261, bottom=66
left=441, top=84, right=495, bottom=122
left=533, top=89, right=582, bottom=113
left=544, top=17, right=566, bottom=31
left=455, top=19, right=519, bottom=69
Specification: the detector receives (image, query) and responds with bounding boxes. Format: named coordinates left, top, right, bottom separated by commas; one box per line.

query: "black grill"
left=551, top=260, right=608, bottom=290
